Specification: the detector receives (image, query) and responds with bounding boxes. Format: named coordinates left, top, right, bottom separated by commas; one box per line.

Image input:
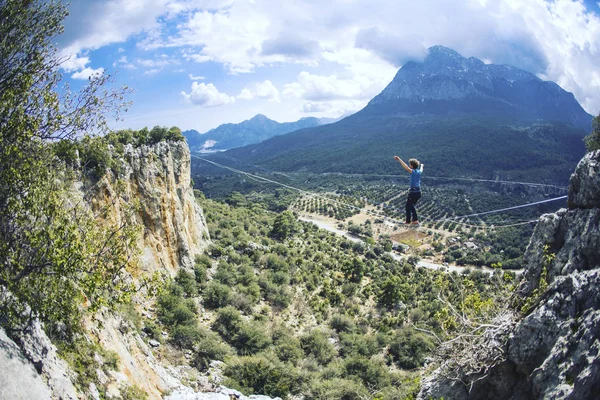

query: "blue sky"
left=56, top=0, right=600, bottom=133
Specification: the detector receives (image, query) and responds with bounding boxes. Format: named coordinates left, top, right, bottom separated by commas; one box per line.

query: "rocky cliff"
left=0, top=140, right=213, bottom=399
left=418, top=150, right=600, bottom=399
left=93, top=140, right=209, bottom=275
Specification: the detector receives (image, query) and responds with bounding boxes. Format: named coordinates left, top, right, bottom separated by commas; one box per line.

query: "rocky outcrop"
left=3, top=140, right=213, bottom=399
left=418, top=150, right=600, bottom=400
left=0, top=327, right=53, bottom=400
left=92, top=140, right=209, bottom=275
left=0, top=322, right=79, bottom=400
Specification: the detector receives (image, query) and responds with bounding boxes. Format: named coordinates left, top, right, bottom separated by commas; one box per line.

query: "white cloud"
left=302, top=102, right=332, bottom=113
left=60, top=55, right=91, bottom=72
left=189, top=74, right=205, bottom=80
left=58, top=0, right=169, bottom=54
left=113, top=56, right=137, bottom=69
left=60, top=0, right=600, bottom=116
left=143, top=68, right=161, bottom=76
left=237, top=88, right=254, bottom=100
left=301, top=99, right=365, bottom=116
left=237, top=80, right=281, bottom=102
left=284, top=71, right=383, bottom=101
left=181, top=82, right=235, bottom=107
left=71, top=67, right=105, bottom=80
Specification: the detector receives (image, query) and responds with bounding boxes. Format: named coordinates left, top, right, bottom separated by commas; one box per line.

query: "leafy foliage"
left=0, top=0, right=137, bottom=336
left=584, top=113, right=600, bottom=152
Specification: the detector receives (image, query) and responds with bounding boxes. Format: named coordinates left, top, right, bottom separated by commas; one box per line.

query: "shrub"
left=157, top=291, right=197, bottom=329
left=300, top=330, right=336, bottom=365
left=171, top=324, right=204, bottom=349
left=343, top=355, right=391, bottom=388
left=175, top=269, right=197, bottom=297
left=388, top=327, right=435, bottom=369
left=204, top=281, right=232, bottom=309
left=330, top=313, right=356, bottom=333
left=224, top=355, right=300, bottom=398
left=212, top=306, right=271, bottom=354
left=193, top=330, right=234, bottom=371
left=339, top=333, right=379, bottom=358
left=306, top=377, right=368, bottom=400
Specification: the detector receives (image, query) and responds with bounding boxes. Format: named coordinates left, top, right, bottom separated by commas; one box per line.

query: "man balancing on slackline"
left=394, top=155, right=424, bottom=225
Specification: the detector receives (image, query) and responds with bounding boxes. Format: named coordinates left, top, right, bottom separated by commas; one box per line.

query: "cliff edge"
left=418, top=150, right=600, bottom=399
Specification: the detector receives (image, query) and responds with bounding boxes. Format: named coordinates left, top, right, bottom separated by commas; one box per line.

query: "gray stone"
left=149, top=339, right=160, bottom=348
left=0, top=328, right=52, bottom=400
left=568, top=150, right=600, bottom=209
left=418, top=151, right=600, bottom=400
left=15, top=320, right=79, bottom=399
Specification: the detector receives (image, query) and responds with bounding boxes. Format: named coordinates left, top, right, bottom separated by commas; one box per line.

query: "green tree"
left=0, top=0, right=133, bottom=334
left=270, top=210, right=297, bottom=240
left=584, top=113, right=600, bottom=152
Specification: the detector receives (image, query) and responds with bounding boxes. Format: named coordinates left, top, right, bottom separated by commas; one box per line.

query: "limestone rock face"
left=93, top=140, right=209, bottom=275
left=1, top=322, right=79, bottom=400
left=418, top=150, right=600, bottom=400
left=0, top=327, right=53, bottom=400
left=568, top=150, right=600, bottom=209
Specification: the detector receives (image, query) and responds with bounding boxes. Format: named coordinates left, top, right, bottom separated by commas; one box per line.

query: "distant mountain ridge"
left=183, top=114, right=335, bottom=152
left=365, top=45, right=591, bottom=129
left=199, top=46, right=592, bottom=184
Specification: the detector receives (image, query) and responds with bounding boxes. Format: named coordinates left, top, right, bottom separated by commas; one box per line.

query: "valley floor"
left=298, top=213, right=510, bottom=275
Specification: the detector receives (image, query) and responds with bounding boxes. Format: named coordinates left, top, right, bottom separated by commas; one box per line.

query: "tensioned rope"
left=277, top=170, right=568, bottom=191
left=192, top=155, right=566, bottom=229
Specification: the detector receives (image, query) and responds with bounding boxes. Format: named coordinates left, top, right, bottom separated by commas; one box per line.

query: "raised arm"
left=419, top=163, right=424, bottom=172
left=394, top=156, right=412, bottom=173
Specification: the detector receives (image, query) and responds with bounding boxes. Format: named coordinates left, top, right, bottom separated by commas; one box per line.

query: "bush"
left=157, top=290, right=197, bottom=329
left=212, top=306, right=271, bottom=354
left=388, top=327, right=435, bottom=369
left=584, top=113, right=600, bottom=151
left=339, top=333, right=379, bottom=358
left=193, top=330, right=233, bottom=371
left=175, top=269, right=197, bottom=297
left=330, top=313, right=356, bottom=333
left=224, top=355, right=300, bottom=398
left=300, top=330, right=336, bottom=365
left=306, top=377, right=368, bottom=400
left=343, top=355, right=391, bottom=388
left=204, top=281, right=232, bottom=309
left=171, top=324, right=204, bottom=349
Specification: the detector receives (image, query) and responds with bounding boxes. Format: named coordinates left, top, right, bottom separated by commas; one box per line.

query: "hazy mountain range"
left=183, top=115, right=340, bottom=152
left=200, top=45, right=592, bottom=184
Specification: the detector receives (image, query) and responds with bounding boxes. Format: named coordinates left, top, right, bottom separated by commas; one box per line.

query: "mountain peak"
left=249, top=114, right=272, bottom=122
left=366, top=46, right=591, bottom=128
left=426, top=45, right=462, bottom=59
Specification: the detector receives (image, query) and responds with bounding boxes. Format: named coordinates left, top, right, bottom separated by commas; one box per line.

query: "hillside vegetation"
left=145, top=192, right=517, bottom=398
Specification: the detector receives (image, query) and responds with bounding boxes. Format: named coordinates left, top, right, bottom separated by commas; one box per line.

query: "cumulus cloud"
left=237, top=80, right=280, bottom=102
left=71, top=67, right=105, bottom=80
left=181, top=82, right=235, bottom=107
left=302, top=102, right=332, bottom=113
left=301, top=100, right=365, bottom=116
left=60, top=55, right=92, bottom=72
left=60, top=0, right=600, bottom=114
left=261, top=35, right=320, bottom=58
left=57, top=0, right=169, bottom=54
left=284, top=71, right=382, bottom=101
left=355, top=28, right=427, bottom=66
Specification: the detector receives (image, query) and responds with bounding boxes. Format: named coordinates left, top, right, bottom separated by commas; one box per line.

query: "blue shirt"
left=410, top=168, right=422, bottom=188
